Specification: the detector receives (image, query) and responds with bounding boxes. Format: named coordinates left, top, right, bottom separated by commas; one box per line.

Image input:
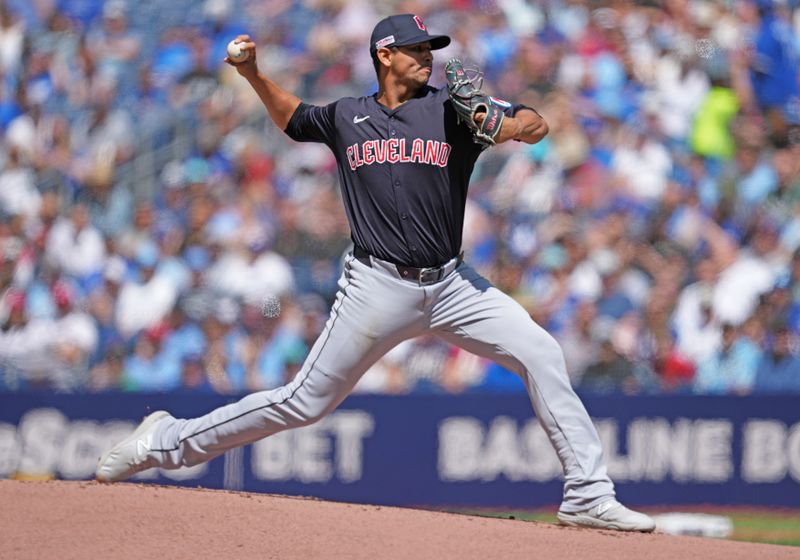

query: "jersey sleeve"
left=284, top=101, right=338, bottom=145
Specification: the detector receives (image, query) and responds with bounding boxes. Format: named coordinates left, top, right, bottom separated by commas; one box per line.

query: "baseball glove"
left=445, top=58, right=505, bottom=146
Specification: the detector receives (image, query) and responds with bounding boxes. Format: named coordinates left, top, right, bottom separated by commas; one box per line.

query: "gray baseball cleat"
left=557, top=500, right=656, bottom=532
left=95, top=410, right=172, bottom=483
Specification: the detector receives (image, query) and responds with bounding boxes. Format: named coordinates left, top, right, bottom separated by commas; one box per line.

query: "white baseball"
left=227, top=40, right=250, bottom=63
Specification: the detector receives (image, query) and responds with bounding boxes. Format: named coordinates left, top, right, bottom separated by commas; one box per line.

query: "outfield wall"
left=1, top=393, right=798, bottom=508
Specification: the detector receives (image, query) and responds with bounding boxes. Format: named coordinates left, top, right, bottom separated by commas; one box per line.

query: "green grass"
left=727, top=511, right=800, bottom=547
left=454, top=509, right=800, bottom=547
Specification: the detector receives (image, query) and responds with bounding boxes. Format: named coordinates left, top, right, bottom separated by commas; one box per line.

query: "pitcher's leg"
left=432, top=265, right=614, bottom=512
left=153, top=257, right=426, bottom=469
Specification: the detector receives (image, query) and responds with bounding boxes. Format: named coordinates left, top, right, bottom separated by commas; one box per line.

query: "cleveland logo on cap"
left=369, top=14, right=451, bottom=53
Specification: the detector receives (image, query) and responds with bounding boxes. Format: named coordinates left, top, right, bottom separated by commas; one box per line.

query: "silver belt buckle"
left=419, top=266, right=443, bottom=285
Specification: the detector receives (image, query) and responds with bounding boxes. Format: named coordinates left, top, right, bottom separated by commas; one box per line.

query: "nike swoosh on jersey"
left=353, top=115, right=371, bottom=123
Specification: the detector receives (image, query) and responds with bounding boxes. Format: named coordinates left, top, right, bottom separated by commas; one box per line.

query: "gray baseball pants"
left=151, top=253, right=615, bottom=512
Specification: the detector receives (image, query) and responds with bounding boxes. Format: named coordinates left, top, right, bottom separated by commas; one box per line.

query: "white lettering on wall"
left=694, top=420, right=733, bottom=482
left=479, top=417, right=527, bottom=482
left=742, top=420, right=788, bottom=483
left=438, top=417, right=560, bottom=482
left=295, top=422, right=333, bottom=483
left=252, top=430, right=293, bottom=481
left=0, top=410, right=206, bottom=480
left=18, top=409, right=68, bottom=476
left=58, top=420, right=107, bottom=479
left=788, top=424, right=800, bottom=483
left=742, top=420, right=800, bottom=484
left=438, top=416, right=737, bottom=484
left=438, top=417, right=484, bottom=482
left=251, top=411, right=374, bottom=483
left=3, top=408, right=800, bottom=488
left=668, top=419, right=694, bottom=483
left=0, top=422, right=20, bottom=477
left=332, top=411, right=374, bottom=483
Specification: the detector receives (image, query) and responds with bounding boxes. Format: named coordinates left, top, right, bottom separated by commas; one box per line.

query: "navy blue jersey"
left=284, top=85, right=531, bottom=267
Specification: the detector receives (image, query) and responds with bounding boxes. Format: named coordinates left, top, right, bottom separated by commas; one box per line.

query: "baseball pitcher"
left=96, top=14, right=655, bottom=532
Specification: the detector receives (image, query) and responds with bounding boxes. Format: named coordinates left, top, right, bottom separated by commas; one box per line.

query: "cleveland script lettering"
left=346, top=138, right=452, bottom=170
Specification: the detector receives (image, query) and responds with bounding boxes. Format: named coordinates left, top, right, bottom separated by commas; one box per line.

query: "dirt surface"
left=1, top=480, right=798, bottom=560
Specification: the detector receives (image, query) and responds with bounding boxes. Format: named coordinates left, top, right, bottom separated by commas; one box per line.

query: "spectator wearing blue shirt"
left=175, top=353, right=216, bottom=394
left=754, top=324, right=800, bottom=393
left=733, top=141, right=778, bottom=206
left=122, top=323, right=181, bottom=392
left=746, top=0, right=800, bottom=146
left=693, top=322, right=762, bottom=394
left=161, top=301, right=206, bottom=365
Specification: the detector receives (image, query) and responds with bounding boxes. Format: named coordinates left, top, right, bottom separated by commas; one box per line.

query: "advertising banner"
left=1, top=393, right=798, bottom=508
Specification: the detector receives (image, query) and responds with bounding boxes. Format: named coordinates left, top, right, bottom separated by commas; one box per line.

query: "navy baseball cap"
left=370, top=14, right=450, bottom=54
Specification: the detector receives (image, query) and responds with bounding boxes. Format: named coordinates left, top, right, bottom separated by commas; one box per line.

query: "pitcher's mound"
left=0, top=480, right=795, bottom=560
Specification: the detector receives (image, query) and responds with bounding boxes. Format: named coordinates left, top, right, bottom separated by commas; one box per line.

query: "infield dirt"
left=1, top=480, right=797, bottom=560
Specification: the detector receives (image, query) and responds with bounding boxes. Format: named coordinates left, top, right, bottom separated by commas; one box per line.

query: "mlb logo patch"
left=489, top=97, right=512, bottom=108
left=375, top=35, right=395, bottom=49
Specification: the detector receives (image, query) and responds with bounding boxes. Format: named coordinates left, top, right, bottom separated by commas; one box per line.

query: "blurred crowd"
left=0, top=0, right=799, bottom=396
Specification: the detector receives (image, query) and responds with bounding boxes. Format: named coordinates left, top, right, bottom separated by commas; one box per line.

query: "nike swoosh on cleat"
left=353, top=115, right=371, bottom=123
left=596, top=501, right=617, bottom=516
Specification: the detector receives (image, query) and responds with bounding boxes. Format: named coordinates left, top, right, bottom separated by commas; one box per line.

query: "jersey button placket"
left=389, top=115, right=413, bottom=263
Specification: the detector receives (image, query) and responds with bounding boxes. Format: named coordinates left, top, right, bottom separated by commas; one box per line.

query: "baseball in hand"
left=227, top=40, right=249, bottom=63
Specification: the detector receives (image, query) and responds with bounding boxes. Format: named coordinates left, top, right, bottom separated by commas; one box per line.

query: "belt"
left=353, top=245, right=463, bottom=286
